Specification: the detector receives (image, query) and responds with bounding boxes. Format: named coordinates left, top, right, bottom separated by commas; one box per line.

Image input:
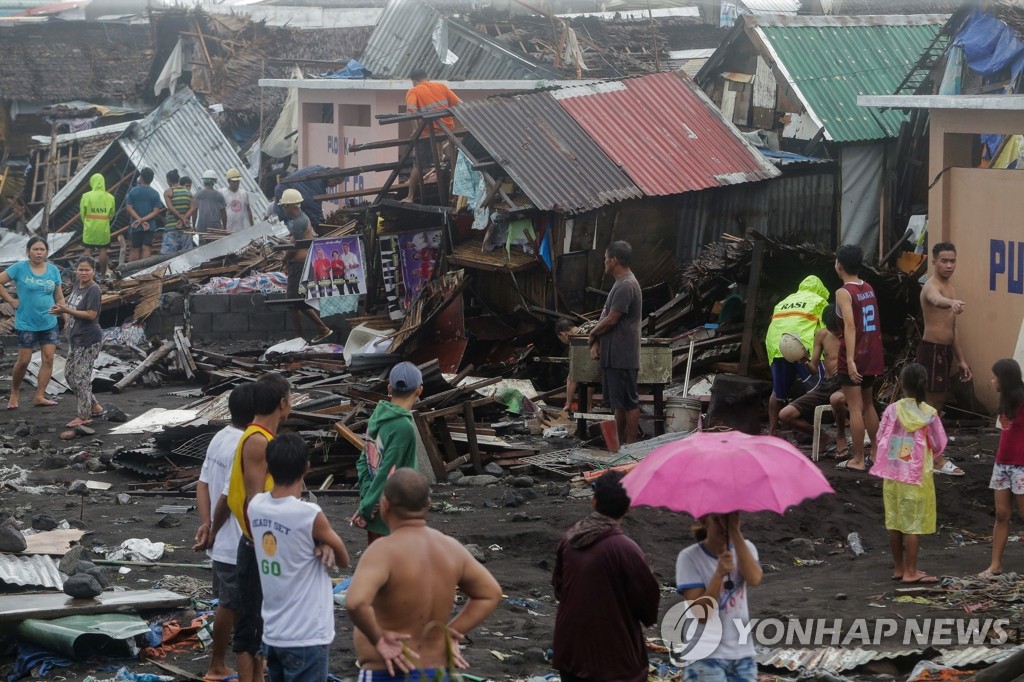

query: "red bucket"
left=600, top=420, right=620, bottom=452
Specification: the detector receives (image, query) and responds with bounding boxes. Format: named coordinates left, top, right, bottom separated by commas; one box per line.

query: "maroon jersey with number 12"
left=836, top=280, right=884, bottom=377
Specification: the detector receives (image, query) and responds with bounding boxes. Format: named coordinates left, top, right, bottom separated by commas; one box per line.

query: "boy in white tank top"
left=249, top=433, right=350, bottom=681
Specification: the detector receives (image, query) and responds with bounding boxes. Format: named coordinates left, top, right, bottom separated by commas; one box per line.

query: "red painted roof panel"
left=552, top=72, right=779, bottom=195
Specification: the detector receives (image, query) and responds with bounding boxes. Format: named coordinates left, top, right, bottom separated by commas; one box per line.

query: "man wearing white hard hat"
left=764, top=275, right=829, bottom=436
left=222, top=168, right=253, bottom=233
left=195, top=170, right=228, bottom=233
left=280, top=188, right=332, bottom=343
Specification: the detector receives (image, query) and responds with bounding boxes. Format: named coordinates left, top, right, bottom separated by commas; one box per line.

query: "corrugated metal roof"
left=0, top=552, right=63, bottom=590
left=740, top=0, right=800, bottom=13
left=28, top=88, right=267, bottom=233
left=360, top=0, right=559, bottom=81
left=455, top=94, right=641, bottom=214
left=552, top=72, right=779, bottom=196
left=753, top=14, right=947, bottom=142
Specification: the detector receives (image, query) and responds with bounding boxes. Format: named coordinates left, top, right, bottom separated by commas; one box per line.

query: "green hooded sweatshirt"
left=356, top=400, right=418, bottom=536
left=764, top=275, right=829, bottom=362
left=80, top=173, right=116, bottom=246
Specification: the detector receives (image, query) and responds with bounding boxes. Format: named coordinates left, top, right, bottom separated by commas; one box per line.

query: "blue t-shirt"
left=125, top=185, right=163, bottom=230
left=4, top=260, right=60, bottom=332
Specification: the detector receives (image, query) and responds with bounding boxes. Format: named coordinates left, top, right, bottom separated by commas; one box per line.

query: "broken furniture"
left=568, top=337, right=672, bottom=439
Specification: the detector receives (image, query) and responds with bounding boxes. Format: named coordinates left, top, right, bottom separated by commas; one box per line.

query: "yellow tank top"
left=227, top=423, right=275, bottom=539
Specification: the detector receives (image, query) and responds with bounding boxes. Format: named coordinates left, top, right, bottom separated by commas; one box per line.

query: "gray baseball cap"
left=389, top=362, right=423, bottom=392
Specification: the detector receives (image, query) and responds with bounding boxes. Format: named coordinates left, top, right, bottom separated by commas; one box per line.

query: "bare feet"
left=202, top=667, right=238, bottom=681
left=6, top=400, right=16, bottom=411
left=33, top=398, right=58, bottom=407
left=978, top=568, right=1003, bottom=580
left=66, top=418, right=92, bottom=428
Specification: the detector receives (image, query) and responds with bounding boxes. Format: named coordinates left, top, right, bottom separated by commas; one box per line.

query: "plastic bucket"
left=666, top=397, right=701, bottom=433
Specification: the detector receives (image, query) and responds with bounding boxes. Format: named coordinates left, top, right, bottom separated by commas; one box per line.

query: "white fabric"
left=222, top=188, right=252, bottom=233
left=262, top=67, right=302, bottom=160
left=249, top=493, right=334, bottom=647
left=154, top=38, right=184, bottom=96
left=199, top=426, right=244, bottom=565
left=675, top=540, right=759, bottom=659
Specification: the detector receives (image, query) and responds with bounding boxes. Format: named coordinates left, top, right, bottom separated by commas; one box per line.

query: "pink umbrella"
left=621, top=431, right=834, bottom=517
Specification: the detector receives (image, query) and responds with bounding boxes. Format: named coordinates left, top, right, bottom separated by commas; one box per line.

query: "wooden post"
left=112, top=340, right=175, bottom=393
left=37, top=120, right=59, bottom=237
left=738, top=238, right=765, bottom=376
left=967, top=648, right=1024, bottom=681
left=463, top=402, right=483, bottom=474
left=413, top=414, right=447, bottom=481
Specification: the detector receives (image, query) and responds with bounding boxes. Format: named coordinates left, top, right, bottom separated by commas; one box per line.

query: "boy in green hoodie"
left=79, top=173, right=115, bottom=279
left=352, top=362, right=422, bottom=543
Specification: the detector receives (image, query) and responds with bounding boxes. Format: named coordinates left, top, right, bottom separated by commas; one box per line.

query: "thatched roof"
left=0, top=20, right=153, bottom=104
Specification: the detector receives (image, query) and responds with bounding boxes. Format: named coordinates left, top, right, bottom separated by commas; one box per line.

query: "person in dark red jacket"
left=552, top=471, right=660, bottom=682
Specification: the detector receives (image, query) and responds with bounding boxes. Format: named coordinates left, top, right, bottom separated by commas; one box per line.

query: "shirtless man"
left=779, top=305, right=848, bottom=455
left=346, top=468, right=502, bottom=680
left=918, top=242, right=970, bottom=476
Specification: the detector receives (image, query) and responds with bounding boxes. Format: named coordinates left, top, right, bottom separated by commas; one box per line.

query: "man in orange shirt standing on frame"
left=403, top=69, right=460, bottom=203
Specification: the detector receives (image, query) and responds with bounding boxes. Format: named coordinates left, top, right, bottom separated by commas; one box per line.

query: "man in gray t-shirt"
left=195, top=174, right=227, bottom=232
left=588, top=240, right=643, bottom=444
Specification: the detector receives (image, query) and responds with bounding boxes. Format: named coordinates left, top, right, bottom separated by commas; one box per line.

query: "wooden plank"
left=413, top=414, right=447, bottom=481
left=0, top=589, right=188, bottom=622
left=145, top=659, right=205, bottom=682
left=738, top=238, right=764, bottom=375
left=22, top=529, right=86, bottom=555
left=434, top=417, right=459, bottom=461
left=332, top=422, right=365, bottom=450
left=463, top=402, right=483, bottom=474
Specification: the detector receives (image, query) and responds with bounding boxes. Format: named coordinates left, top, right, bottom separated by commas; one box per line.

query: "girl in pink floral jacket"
left=870, top=363, right=948, bottom=584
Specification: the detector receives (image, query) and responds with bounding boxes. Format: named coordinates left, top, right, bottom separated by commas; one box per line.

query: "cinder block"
left=190, top=294, right=231, bottom=314
left=216, top=313, right=251, bottom=334
left=162, top=292, right=186, bottom=315
left=229, top=294, right=266, bottom=313
left=248, top=313, right=288, bottom=332
left=189, top=313, right=214, bottom=333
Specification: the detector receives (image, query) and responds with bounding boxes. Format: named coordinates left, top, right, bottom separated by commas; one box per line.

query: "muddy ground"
left=0, top=369, right=1022, bottom=682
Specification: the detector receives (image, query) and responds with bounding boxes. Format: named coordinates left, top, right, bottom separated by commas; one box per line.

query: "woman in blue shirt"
left=0, top=236, right=66, bottom=409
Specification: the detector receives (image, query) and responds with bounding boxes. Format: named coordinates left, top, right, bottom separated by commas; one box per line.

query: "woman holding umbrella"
left=676, top=513, right=762, bottom=682
left=622, top=430, right=834, bottom=682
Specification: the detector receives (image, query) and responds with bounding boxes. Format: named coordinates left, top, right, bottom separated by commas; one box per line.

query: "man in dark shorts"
left=588, top=241, right=642, bottom=445
left=124, top=167, right=164, bottom=262
left=780, top=305, right=848, bottom=454
left=403, top=69, right=461, bottom=203
left=834, top=245, right=884, bottom=472
left=918, top=242, right=969, bottom=476
left=279, top=189, right=332, bottom=343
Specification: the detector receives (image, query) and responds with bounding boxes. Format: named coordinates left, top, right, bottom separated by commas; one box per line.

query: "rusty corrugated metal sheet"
left=456, top=94, right=641, bottom=214
left=0, top=552, right=62, bottom=589
left=553, top=72, right=779, bottom=196
left=360, top=0, right=559, bottom=81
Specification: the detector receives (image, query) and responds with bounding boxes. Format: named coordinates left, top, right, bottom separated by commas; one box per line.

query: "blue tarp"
left=322, top=59, right=369, bottom=80
left=954, top=10, right=1024, bottom=80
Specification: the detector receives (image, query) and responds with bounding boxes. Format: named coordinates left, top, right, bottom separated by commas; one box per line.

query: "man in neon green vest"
left=765, top=275, right=829, bottom=435
left=79, top=173, right=115, bottom=279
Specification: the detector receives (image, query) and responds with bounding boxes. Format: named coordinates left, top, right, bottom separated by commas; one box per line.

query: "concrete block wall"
left=145, top=293, right=295, bottom=342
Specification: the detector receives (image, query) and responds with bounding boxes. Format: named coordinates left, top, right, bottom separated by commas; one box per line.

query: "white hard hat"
left=779, top=333, right=808, bottom=363
left=202, top=170, right=217, bottom=181
left=225, top=168, right=242, bottom=180
left=279, top=188, right=303, bottom=205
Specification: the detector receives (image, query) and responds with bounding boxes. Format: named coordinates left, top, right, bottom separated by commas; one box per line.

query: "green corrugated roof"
left=758, top=18, right=944, bottom=143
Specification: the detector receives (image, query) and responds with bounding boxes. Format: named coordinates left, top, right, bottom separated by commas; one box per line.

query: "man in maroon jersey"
left=834, top=244, right=884, bottom=472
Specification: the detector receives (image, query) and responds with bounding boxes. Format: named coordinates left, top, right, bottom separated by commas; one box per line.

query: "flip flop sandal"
left=935, top=461, right=966, bottom=476
left=835, top=459, right=868, bottom=472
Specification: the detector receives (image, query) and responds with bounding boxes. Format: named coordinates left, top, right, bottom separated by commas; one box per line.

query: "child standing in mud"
left=980, top=358, right=1024, bottom=579
left=870, top=363, right=948, bottom=584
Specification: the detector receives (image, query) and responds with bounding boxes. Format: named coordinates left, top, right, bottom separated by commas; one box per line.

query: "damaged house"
left=695, top=13, right=949, bottom=259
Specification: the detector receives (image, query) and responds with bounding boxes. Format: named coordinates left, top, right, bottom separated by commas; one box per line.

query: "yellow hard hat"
left=225, top=168, right=242, bottom=180
left=280, top=188, right=303, bottom=205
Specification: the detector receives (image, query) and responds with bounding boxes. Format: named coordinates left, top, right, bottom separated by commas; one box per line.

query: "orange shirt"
left=406, top=81, right=460, bottom=136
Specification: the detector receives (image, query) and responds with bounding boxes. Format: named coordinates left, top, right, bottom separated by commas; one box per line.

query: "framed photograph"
left=398, top=229, right=441, bottom=308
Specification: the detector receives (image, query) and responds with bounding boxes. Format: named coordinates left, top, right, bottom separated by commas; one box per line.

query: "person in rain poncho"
left=870, top=363, right=948, bottom=584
